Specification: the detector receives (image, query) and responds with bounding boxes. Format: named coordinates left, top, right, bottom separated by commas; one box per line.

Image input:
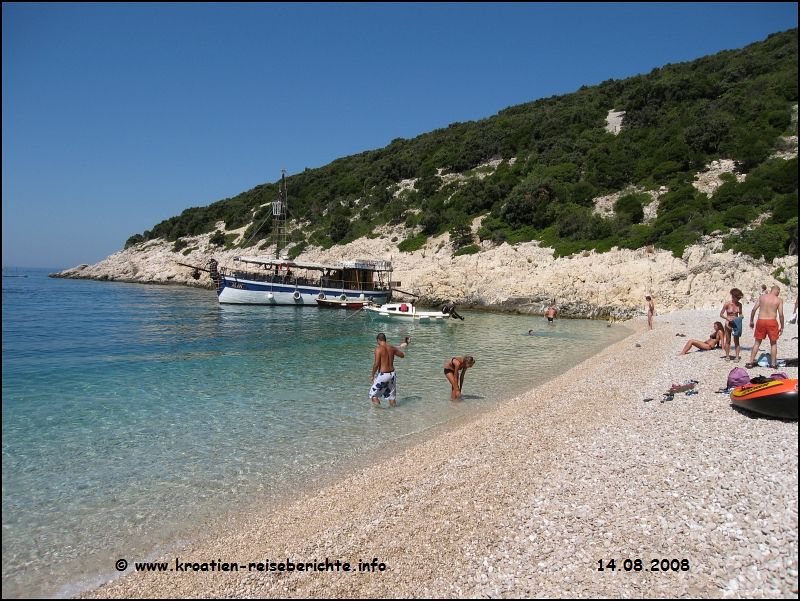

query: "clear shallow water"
left=2, top=269, right=628, bottom=597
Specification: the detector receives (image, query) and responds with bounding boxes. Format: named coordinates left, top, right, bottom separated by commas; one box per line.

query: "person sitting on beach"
left=444, top=356, right=475, bottom=400
left=678, top=322, right=723, bottom=355
left=719, top=288, right=744, bottom=362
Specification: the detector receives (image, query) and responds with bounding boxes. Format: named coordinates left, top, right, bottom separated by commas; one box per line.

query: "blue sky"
left=2, top=3, right=797, bottom=268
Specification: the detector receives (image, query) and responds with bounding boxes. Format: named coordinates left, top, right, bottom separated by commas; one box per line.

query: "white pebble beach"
left=82, top=308, right=798, bottom=599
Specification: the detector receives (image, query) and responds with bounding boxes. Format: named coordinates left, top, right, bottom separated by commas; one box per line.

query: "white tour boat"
left=198, top=171, right=396, bottom=306
left=210, top=257, right=393, bottom=306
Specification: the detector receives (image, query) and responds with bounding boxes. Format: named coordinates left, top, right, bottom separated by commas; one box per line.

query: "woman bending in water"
left=444, top=356, right=475, bottom=400
left=678, top=322, right=724, bottom=355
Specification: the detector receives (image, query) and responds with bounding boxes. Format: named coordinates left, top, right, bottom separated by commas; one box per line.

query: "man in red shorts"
left=746, top=285, right=784, bottom=368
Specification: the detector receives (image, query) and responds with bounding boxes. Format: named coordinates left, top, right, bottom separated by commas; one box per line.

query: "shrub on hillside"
left=398, top=234, right=428, bottom=252
left=725, top=223, right=790, bottom=262
left=613, top=193, right=649, bottom=224
left=125, top=234, right=144, bottom=249
left=453, top=244, right=480, bottom=257
left=209, top=230, right=226, bottom=247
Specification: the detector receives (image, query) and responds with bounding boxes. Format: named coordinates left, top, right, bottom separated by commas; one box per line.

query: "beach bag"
left=727, top=367, right=750, bottom=389
left=757, top=353, right=771, bottom=367
left=770, top=372, right=789, bottom=380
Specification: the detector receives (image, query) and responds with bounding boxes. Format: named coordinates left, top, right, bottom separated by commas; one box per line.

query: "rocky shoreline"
left=52, top=226, right=798, bottom=320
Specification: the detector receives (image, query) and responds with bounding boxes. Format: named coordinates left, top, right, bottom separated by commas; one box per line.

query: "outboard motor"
left=444, top=303, right=464, bottom=320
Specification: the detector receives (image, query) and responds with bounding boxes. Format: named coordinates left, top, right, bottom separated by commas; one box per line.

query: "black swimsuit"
left=444, top=357, right=458, bottom=375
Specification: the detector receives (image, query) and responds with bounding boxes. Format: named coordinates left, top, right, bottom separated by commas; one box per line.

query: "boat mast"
left=273, top=170, right=287, bottom=260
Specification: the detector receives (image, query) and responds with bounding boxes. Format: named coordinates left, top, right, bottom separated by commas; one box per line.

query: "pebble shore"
left=82, top=308, right=798, bottom=599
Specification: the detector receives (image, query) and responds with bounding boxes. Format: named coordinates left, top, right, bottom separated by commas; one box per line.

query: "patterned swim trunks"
left=369, top=371, right=396, bottom=401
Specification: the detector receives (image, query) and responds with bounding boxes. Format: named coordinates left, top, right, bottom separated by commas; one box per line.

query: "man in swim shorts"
left=746, top=285, right=784, bottom=368
left=546, top=306, right=557, bottom=323
left=369, top=333, right=405, bottom=406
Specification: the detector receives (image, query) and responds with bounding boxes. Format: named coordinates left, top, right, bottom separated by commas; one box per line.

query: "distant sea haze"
left=1, top=270, right=627, bottom=598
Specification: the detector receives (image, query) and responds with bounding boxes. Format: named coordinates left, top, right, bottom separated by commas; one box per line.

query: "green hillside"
left=127, top=29, right=798, bottom=262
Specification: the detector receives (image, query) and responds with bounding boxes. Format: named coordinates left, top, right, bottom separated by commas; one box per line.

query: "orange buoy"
left=730, top=379, right=797, bottom=419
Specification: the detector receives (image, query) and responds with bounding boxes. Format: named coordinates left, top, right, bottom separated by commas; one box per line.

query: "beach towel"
left=727, top=367, right=750, bottom=389
left=730, top=317, right=743, bottom=337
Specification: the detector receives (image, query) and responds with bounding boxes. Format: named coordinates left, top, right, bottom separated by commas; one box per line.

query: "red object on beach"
left=730, top=379, right=798, bottom=419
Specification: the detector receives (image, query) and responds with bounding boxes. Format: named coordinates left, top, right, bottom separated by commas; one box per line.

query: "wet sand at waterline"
left=83, top=309, right=798, bottom=598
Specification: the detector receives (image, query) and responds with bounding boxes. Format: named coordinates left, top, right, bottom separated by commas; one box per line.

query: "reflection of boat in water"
left=193, top=171, right=395, bottom=306
left=365, top=302, right=462, bottom=322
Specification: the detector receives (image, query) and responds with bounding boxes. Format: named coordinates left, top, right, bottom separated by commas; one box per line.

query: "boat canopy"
left=338, top=260, right=392, bottom=272
left=233, top=257, right=338, bottom=270
left=233, top=256, right=392, bottom=272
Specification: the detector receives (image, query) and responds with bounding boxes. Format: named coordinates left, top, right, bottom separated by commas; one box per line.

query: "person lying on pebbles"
left=678, top=321, right=723, bottom=355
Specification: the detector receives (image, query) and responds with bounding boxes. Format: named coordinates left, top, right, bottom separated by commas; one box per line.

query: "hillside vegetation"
left=126, top=29, right=798, bottom=262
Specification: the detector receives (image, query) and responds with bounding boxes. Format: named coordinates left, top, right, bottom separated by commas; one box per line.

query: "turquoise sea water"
left=2, top=269, right=628, bottom=597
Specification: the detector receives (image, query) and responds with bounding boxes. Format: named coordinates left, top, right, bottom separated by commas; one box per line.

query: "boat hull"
left=364, top=306, right=451, bottom=322
left=218, top=277, right=390, bottom=306
left=316, top=298, right=372, bottom=309
left=730, top=379, right=798, bottom=419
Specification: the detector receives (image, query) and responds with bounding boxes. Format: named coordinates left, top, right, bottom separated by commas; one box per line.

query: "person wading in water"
left=369, top=333, right=406, bottom=406
left=443, top=356, right=475, bottom=400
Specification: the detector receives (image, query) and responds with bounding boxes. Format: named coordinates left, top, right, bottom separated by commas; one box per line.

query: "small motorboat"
left=364, top=302, right=456, bottom=322
left=730, top=378, right=797, bottom=419
left=315, top=297, right=373, bottom=309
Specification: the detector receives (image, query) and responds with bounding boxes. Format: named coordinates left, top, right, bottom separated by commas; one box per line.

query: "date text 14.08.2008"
left=598, top=559, right=690, bottom=572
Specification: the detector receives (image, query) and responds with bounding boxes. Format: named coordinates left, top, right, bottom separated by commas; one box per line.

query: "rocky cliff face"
left=52, top=224, right=798, bottom=320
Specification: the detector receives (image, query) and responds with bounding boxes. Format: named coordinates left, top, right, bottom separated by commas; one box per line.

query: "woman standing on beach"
left=444, top=356, right=475, bottom=400
left=719, top=288, right=744, bottom=361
